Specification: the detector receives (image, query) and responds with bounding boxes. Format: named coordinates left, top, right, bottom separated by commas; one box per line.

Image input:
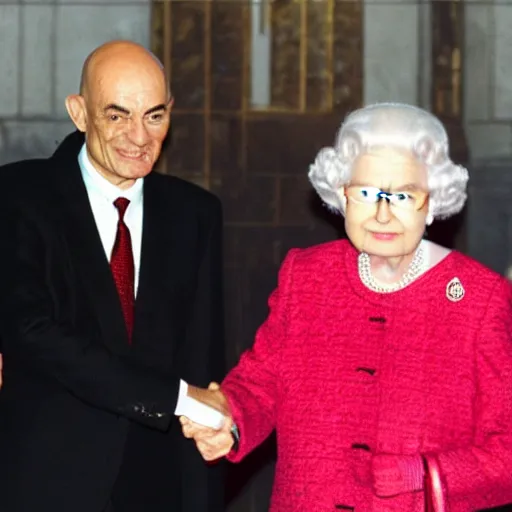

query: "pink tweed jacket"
left=222, top=239, right=512, bottom=512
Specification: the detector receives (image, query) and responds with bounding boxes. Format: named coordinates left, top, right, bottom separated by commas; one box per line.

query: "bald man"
left=0, top=41, right=226, bottom=512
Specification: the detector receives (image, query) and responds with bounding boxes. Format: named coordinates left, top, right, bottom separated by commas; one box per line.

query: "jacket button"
left=351, top=443, right=370, bottom=451
left=355, top=367, right=376, bottom=376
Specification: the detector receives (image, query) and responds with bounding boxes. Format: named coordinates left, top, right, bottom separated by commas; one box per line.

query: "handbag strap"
left=422, top=454, right=447, bottom=512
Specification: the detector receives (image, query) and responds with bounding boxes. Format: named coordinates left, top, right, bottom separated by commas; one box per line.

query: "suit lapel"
left=133, top=173, right=170, bottom=340
left=50, top=138, right=130, bottom=354
left=132, top=172, right=187, bottom=351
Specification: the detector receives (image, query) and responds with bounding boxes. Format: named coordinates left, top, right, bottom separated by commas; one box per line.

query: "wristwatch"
left=230, top=423, right=240, bottom=452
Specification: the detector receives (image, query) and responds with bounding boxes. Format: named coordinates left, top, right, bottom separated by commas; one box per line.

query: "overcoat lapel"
left=50, top=134, right=130, bottom=354
left=132, top=172, right=184, bottom=349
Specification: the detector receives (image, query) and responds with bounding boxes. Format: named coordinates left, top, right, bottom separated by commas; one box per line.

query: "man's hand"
left=371, top=453, right=424, bottom=498
left=181, top=382, right=235, bottom=461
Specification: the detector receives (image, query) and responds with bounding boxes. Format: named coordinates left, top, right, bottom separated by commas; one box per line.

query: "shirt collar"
left=78, top=144, right=144, bottom=206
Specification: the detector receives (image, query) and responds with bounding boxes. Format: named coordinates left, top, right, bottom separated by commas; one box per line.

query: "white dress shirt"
left=78, top=145, right=143, bottom=295
left=77, top=145, right=224, bottom=429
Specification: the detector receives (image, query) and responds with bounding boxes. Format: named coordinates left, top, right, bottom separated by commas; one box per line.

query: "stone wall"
left=2, top=1, right=512, bottom=164
left=0, top=0, right=151, bottom=164
left=464, top=0, right=512, bottom=160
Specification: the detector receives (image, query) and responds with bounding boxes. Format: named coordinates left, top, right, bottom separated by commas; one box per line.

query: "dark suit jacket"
left=0, top=132, right=225, bottom=512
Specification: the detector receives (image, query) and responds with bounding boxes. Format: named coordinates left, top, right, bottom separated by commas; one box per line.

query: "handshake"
left=178, top=382, right=236, bottom=461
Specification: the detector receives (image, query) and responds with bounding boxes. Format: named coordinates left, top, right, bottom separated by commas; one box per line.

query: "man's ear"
left=65, top=94, right=87, bottom=132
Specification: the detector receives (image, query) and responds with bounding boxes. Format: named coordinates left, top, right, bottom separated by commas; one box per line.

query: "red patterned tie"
left=110, top=197, right=135, bottom=343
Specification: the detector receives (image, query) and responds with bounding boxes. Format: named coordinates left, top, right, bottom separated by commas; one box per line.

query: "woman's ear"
left=65, top=94, right=87, bottom=132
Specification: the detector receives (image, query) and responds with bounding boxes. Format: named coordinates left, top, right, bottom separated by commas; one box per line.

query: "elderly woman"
left=182, top=103, right=512, bottom=511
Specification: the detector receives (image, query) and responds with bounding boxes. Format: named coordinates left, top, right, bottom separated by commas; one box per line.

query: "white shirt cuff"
left=174, top=379, right=189, bottom=414
left=174, top=379, right=226, bottom=429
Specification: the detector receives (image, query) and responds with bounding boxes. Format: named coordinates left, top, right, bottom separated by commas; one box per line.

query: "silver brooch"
left=446, top=277, right=465, bottom=302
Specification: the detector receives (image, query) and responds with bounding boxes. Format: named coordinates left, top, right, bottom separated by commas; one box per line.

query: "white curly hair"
left=308, top=102, right=469, bottom=220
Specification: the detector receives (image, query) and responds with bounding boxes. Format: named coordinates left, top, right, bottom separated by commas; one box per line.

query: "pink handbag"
left=423, top=455, right=447, bottom=512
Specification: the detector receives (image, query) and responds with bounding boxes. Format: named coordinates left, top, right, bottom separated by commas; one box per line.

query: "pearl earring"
left=426, top=212, right=434, bottom=226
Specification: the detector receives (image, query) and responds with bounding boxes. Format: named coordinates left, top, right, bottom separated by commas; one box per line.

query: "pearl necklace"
left=358, top=241, right=426, bottom=293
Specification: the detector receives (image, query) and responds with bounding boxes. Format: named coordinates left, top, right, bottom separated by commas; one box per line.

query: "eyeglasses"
left=344, top=185, right=428, bottom=211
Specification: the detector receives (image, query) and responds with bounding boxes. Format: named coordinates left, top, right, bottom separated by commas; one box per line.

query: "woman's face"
left=343, top=148, right=429, bottom=259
